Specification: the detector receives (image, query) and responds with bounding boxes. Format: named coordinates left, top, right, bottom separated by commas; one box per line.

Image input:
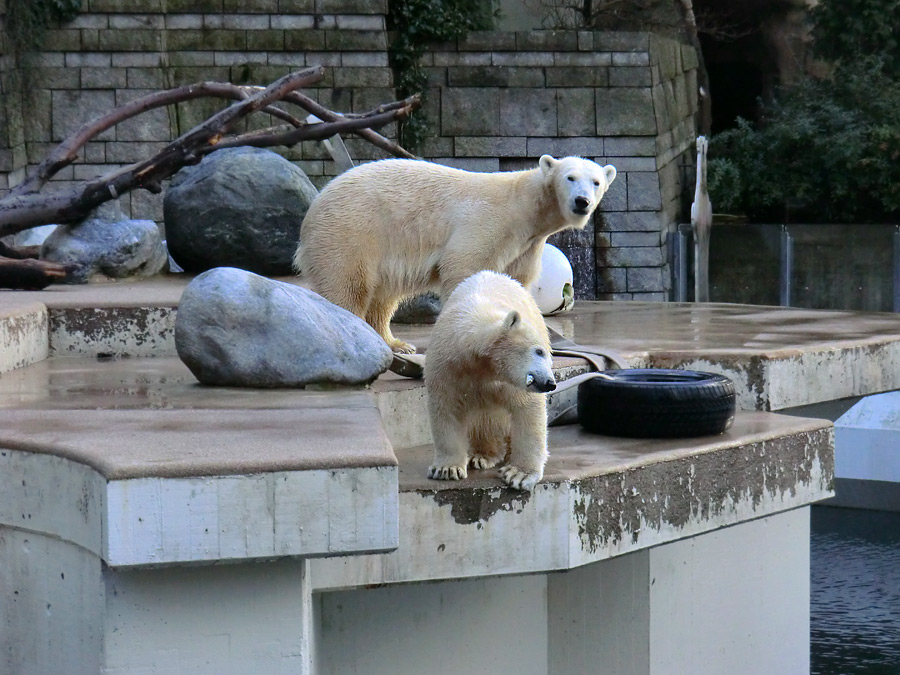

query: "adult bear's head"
left=539, top=155, right=617, bottom=227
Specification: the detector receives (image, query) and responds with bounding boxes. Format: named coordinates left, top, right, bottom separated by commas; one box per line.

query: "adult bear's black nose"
left=574, top=196, right=590, bottom=212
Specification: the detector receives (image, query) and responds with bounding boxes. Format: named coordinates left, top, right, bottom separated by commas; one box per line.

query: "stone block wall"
left=418, top=31, right=697, bottom=299
left=0, top=0, right=396, bottom=220
left=0, top=2, right=697, bottom=299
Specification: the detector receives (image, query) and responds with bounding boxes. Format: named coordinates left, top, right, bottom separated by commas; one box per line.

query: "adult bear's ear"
left=603, top=164, right=617, bottom=186
left=539, top=155, right=558, bottom=174
left=502, top=310, right=521, bottom=331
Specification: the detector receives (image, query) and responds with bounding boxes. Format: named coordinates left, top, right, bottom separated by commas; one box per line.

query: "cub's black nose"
left=574, top=196, right=590, bottom=211
left=538, top=379, right=557, bottom=393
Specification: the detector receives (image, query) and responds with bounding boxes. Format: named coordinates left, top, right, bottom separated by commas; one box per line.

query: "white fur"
left=424, top=271, right=555, bottom=491
left=295, top=155, right=616, bottom=353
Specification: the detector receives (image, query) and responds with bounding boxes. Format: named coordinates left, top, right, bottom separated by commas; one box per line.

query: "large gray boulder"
left=175, top=267, right=393, bottom=387
left=164, top=147, right=318, bottom=275
left=40, top=205, right=168, bottom=284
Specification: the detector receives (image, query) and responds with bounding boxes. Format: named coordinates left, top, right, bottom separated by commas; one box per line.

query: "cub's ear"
left=502, top=310, right=521, bottom=331
left=539, top=155, right=558, bottom=174
left=603, top=165, right=617, bottom=186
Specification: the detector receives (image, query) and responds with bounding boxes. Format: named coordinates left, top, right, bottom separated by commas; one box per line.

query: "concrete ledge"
left=0, top=280, right=866, bottom=578
left=0, top=358, right=400, bottom=568
left=0, top=449, right=106, bottom=558
left=311, top=412, right=833, bottom=590
left=106, top=466, right=398, bottom=567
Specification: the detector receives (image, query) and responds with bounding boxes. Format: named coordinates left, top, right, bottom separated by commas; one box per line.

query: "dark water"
left=811, top=507, right=900, bottom=675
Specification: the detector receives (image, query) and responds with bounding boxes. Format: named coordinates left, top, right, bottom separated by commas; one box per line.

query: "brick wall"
left=0, top=1, right=697, bottom=300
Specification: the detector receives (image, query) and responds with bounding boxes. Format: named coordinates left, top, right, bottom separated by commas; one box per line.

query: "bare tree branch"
left=0, top=68, right=421, bottom=238
left=13, top=67, right=326, bottom=197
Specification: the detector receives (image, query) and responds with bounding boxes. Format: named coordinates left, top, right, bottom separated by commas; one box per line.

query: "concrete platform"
left=4, top=276, right=885, bottom=675
left=0, top=353, right=832, bottom=574
left=9, top=275, right=900, bottom=410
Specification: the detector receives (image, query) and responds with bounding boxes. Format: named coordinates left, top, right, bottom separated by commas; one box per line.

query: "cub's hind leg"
left=468, top=408, right=511, bottom=470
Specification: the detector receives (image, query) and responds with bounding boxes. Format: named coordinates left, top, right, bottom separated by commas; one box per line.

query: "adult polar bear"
left=295, top=155, right=616, bottom=353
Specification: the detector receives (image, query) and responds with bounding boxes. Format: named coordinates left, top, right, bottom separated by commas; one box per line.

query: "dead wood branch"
left=1, top=67, right=420, bottom=237
left=0, top=66, right=420, bottom=288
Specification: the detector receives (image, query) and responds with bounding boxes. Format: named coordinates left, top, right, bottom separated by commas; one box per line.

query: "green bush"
left=810, top=0, right=900, bottom=77
left=708, top=61, right=900, bottom=223
left=5, top=0, right=82, bottom=54
left=388, top=0, right=497, bottom=151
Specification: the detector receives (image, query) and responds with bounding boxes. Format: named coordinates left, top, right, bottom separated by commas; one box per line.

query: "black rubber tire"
left=577, top=369, right=736, bottom=438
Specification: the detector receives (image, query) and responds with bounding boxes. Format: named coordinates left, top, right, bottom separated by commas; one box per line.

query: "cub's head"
left=540, top=155, right=617, bottom=227
left=490, top=309, right=556, bottom=394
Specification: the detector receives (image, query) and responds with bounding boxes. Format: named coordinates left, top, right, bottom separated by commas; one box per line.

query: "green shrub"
left=388, top=0, right=497, bottom=151
left=5, top=0, right=82, bottom=54
left=708, top=60, right=900, bottom=223
left=810, top=0, right=900, bottom=77
left=706, top=157, right=741, bottom=215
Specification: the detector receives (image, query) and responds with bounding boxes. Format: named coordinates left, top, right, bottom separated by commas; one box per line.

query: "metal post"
left=893, top=225, right=900, bottom=313
left=674, top=224, right=690, bottom=302
left=779, top=224, right=793, bottom=307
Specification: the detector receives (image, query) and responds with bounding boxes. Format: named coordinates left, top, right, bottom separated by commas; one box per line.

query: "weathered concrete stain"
left=49, top=307, right=176, bottom=357
left=572, top=426, right=833, bottom=554
left=650, top=354, right=771, bottom=411
left=427, top=487, right=532, bottom=525
left=0, top=307, right=49, bottom=372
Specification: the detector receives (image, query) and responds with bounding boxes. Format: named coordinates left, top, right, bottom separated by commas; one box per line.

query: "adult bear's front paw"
left=427, top=463, right=467, bottom=481
left=499, top=464, right=542, bottom=491
left=389, top=339, right=417, bottom=354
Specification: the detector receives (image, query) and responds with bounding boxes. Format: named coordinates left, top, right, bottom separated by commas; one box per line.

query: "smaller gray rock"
left=175, top=267, right=393, bottom=387
left=40, top=205, right=168, bottom=284
left=392, top=292, right=443, bottom=324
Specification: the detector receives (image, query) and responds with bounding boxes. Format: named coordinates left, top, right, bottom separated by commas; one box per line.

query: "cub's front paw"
left=498, top=465, right=542, bottom=491
left=428, top=463, right=467, bottom=481
left=470, top=454, right=502, bottom=470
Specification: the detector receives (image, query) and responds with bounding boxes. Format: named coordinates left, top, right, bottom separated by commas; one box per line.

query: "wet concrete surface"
left=10, top=275, right=900, bottom=358
left=0, top=356, right=395, bottom=479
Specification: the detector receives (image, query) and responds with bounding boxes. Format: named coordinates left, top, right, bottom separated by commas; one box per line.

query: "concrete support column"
left=317, top=574, right=549, bottom=675
left=103, top=558, right=315, bottom=675
left=0, top=527, right=103, bottom=675
left=548, top=506, right=810, bottom=675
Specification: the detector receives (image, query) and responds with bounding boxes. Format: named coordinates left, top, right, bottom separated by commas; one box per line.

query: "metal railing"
left=673, top=223, right=900, bottom=311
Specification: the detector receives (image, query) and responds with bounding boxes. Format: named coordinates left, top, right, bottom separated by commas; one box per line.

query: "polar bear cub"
left=425, top=270, right=556, bottom=491
left=296, top=155, right=616, bottom=353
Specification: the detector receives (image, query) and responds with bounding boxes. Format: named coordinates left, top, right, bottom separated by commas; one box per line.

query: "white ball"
left=529, top=243, right=574, bottom=315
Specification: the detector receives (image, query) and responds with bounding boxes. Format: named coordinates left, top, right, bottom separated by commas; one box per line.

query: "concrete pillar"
left=647, top=507, right=809, bottom=674
left=0, top=528, right=103, bottom=675
left=316, top=508, right=809, bottom=675
left=102, top=559, right=314, bottom=675
left=317, top=574, right=549, bottom=675
left=547, top=507, right=810, bottom=675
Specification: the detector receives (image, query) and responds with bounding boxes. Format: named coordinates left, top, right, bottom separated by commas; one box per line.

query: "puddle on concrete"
left=0, top=356, right=340, bottom=410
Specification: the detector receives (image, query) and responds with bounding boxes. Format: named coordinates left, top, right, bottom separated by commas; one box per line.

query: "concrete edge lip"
left=104, top=465, right=400, bottom=568
left=313, top=415, right=834, bottom=590
left=0, top=448, right=401, bottom=569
